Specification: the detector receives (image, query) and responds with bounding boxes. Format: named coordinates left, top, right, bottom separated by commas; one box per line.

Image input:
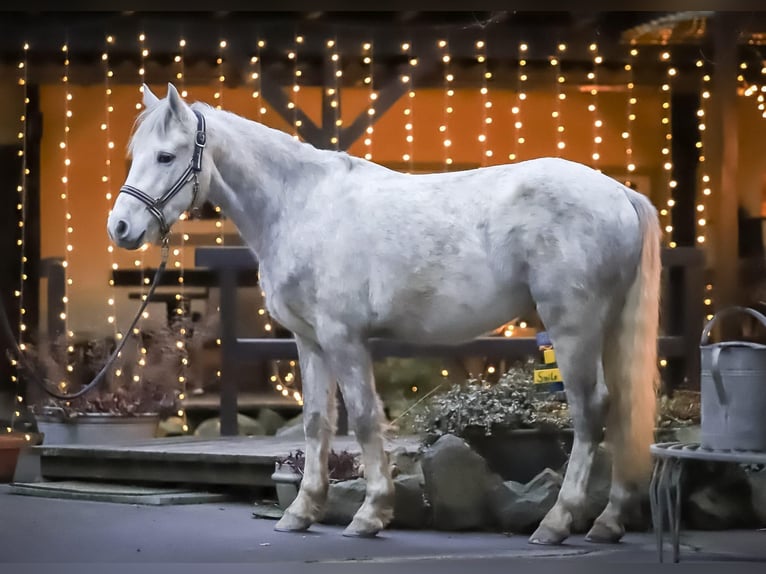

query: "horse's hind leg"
left=322, top=331, right=394, bottom=537
left=275, top=336, right=337, bottom=532
left=529, top=299, right=609, bottom=545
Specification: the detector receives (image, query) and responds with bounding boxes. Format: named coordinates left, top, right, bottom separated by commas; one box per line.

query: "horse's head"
left=107, top=83, right=210, bottom=249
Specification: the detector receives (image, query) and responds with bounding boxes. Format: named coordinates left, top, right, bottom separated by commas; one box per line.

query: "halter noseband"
left=119, top=109, right=207, bottom=238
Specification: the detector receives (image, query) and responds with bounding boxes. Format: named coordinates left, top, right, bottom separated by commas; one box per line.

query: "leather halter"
left=119, top=109, right=206, bottom=238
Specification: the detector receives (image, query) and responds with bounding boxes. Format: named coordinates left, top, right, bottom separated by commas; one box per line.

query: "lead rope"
left=1, top=237, right=170, bottom=400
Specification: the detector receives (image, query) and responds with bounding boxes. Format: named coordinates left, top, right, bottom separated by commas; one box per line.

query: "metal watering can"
left=699, top=306, right=766, bottom=452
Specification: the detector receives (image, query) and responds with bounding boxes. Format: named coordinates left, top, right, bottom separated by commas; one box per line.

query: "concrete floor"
left=1, top=484, right=764, bottom=570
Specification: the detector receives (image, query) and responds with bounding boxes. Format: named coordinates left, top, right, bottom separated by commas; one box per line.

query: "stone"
left=489, top=468, right=562, bottom=533
left=321, top=478, right=367, bottom=525
left=388, top=446, right=423, bottom=479
left=685, top=461, right=758, bottom=530
left=421, top=434, right=503, bottom=531
left=392, top=474, right=429, bottom=529
left=748, top=469, right=766, bottom=527
left=257, top=408, right=286, bottom=436
left=156, top=416, right=185, bottom=438
left=275, top=414, right=304, bottom=440
left=193, top=414, right=266, bottom=438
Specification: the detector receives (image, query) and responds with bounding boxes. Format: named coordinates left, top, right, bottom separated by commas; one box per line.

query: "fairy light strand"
left=60, top=40, right=76, bottom=385
left=134, top=32, right=149, bottom=389
left=328, top=37, right=341, bottom=150
left=552, top=43, right=567, bottom=155
left=9, top=42, right=30, bottom=433
left=288, top=34, right=301, bottom=139
left=623, top=46, right=638, bottom=185
left=439, top=39, right=453, bottom=170
left=476, top=39, right=494, bottom=165
left=252, top=39, right=267, bottom=120
left=401, top=41, right=415, bottom=170
left=215, top=39, right=227, bottom=245
left=102, top=35, right=119, bottom=360
left=660, top=49, right=676, bottom=247
left=698, top=60, right=714, bottom=322
left=363, top=40, right=374, bottom=161
left=589, top=42, right=603, bottom=171
left=510, top=42, right=528, bottom=162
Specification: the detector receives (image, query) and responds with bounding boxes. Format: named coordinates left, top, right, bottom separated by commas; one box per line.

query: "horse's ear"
left=166, top=82, right=192, bottom=121
left=142, top=84, right=160, bottom=109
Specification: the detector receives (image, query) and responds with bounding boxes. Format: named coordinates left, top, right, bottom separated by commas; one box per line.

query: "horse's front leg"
left=323, top=333, right=394, bottom=537
left=275, top=335, right=336, bottom=532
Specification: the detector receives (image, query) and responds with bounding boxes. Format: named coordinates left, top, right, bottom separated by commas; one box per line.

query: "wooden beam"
left=259, top=67, right=323, bottom=146
left=708, top=13, right=741, bottom=335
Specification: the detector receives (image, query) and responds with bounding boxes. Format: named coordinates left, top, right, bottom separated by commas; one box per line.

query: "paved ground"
left=1, top=484, right=764, bottom=571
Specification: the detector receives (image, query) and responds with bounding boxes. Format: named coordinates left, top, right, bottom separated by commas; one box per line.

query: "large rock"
left=257, top=408, right=286, bottom=436
left=685, top=461, right=758, bottom=529
left=392, top=474, right=429, bottom=529
left=489, top=468, right=562, bottom=533
left=193, top=413, right=266, bottom=438
left=322, top=479, right=366, bottom=525
left=275, top=414, right=304, bottom=440
left=421, top=434, right=503, bottom=530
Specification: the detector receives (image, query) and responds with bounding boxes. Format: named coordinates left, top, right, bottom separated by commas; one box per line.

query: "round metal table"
left=650, top=442, right=766, bottom=562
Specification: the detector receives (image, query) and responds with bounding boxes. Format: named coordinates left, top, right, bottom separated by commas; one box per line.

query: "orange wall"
left=39, top=83, right=668, bottom=335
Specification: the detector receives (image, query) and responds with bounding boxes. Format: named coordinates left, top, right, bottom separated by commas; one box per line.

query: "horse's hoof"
left=585, top=521, right=625, bottom=544
left=342, top=517, right=382, bottom=538
left=529, top=524, right=569, bottom=546
left=274, top=512, right=312, bottom=533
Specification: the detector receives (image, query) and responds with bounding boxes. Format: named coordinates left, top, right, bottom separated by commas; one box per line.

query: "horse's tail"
left=604, top=189, right=661, bottom=487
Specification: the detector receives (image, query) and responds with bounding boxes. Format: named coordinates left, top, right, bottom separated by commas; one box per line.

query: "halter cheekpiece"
left=119, top=109, right=207, bottom=238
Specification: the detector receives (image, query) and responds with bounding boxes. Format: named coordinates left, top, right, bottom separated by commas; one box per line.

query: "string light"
left=363, top=40, right=374, bottom=161
left=401, top=41, right=415, bottom=170
left=102, top=34, right=120, bottom=370
left=328, top=37, right=341, bottom=151
left=9, top=42, right=30, bottom=434
left=215, top=39, right=227, bottom=245
left=698, top=60, right=714, bottom=323
left=135, top=32, right=149, bottom=386
left=624, top=46, right=638, bottom=185
left=438, top=39, right=453, bottom=169
left=659, top=49, right=676, bottom=248
left=176, top=37, right=188, bottom=99
left=288, top=34, right=301, bottom=139
left=552, top=43, right=567, bottom=154
left=589, top=42, right=603, bottom=171
left=173, top=35, right=190, bottom=434
left=252, top=39, right=267, bottom=120
left=510, top=41, right=528, bottom=162
left=60, top=40, right=75, bottom=382
left=476, top=39, right=494, bottom=165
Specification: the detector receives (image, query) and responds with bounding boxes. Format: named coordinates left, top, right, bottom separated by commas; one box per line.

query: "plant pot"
left=271, top=464, right=302, bottom=509
left=461, top=426, right=574, bottom=483
left=0, top=432, right=42, bottom=482
left=36, top=412, right=160, bottom=445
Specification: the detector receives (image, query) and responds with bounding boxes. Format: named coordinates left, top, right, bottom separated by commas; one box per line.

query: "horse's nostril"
left=115, top=219, right=130, bottom=238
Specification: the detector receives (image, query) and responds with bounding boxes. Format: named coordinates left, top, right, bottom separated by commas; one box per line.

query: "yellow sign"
left=533, top=367, right=563, bottom=384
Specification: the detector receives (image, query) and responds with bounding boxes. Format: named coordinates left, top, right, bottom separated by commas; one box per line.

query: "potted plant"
left=25, top=319, right=195, bottom=445
left=271, top=449, right=361, bottom=509
left=400, top=361, right=575, bottom=483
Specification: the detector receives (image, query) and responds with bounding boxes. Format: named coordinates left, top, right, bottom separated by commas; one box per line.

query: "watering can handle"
left=699, top=306, right=766, bottom=346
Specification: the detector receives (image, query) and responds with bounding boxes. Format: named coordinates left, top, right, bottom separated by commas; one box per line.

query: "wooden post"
left=708, top=13, right=742, bottom=336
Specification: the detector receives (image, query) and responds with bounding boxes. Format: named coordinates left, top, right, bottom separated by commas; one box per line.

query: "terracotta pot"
left=0, top=433, right=41, bottom=483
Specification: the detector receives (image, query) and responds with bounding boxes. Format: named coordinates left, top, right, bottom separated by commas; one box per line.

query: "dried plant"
left=404, top=361, right=572, bottom=440
left=276, top=449, right=361, bottom=481
left=24, top=310, right=220, bottom=419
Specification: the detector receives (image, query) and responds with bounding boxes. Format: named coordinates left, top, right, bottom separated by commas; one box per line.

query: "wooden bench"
left=195, top=246, right=706, bottom=436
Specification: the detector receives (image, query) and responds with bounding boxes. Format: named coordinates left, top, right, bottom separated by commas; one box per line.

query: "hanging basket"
left=699, top=306, right=766, bottom=452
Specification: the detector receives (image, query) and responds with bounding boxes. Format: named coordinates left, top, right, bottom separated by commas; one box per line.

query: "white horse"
left=108, top=83, right=660, bottom=545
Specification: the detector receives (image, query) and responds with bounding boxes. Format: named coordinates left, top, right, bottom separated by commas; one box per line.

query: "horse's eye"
left=157, top=152, right=175, bottom=164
